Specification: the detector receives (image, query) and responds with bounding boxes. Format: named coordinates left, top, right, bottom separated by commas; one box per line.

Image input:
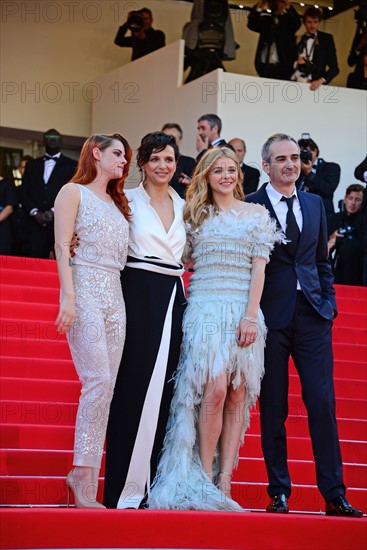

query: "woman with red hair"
left=54, top=133, right=131, bottom=508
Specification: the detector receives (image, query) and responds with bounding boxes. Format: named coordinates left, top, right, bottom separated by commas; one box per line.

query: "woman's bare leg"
left=198, top=373, right=228, bottom=480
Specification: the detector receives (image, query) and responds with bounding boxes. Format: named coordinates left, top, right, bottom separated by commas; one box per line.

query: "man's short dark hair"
left=21, top=155, right=34, bottom=163
left=303, top=7, right=322, bottom=22
left=298, top=137, right=319, bottom=157
left=140, top=7, right=152, bottom=17
left=43, top=128, right=62, bottom=139
left=161, top=123, right=183, bottom=139
left=198, top=114, right=222, bottom=134
left=346, top=183, right=365, bottom=195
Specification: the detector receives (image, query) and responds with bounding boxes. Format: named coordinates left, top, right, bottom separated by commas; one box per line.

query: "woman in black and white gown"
left=103, top=132, right=187, bottom=509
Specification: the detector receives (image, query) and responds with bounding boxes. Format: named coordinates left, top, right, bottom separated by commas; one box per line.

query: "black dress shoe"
left=325, top=495, right=363, bottom=517
left=266, top=494, right=289, bottom=513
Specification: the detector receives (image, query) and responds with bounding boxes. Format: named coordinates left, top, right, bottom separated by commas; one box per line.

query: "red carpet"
left=0, top=255, right=366, bottom=549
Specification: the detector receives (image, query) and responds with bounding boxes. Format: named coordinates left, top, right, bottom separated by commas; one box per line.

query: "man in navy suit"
left=291, top=7, right=339, bottom=90
left=22, top=129, right=77, bottom=258
left=246, top=133, right=362, bottom=517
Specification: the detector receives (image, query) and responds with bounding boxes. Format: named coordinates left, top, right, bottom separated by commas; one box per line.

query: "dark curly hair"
left=136, top=132, right=179, bottom=168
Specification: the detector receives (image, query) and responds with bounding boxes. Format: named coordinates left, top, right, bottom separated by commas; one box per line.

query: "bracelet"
left=241, top=316, right=258, bottom=323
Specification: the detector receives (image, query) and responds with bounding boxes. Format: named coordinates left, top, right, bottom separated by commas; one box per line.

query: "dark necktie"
left=281, top=196, right=300, bottom=255
left=305, top=33, right=315, bottom=39
left=44, top=155, right=57, bottom=161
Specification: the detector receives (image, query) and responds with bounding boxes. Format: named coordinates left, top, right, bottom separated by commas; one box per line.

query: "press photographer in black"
left=328, top=184, right=366, bottom=286
left=347, top=1, right=367, bottom=90
left=291, top=7, right=339, bottom=90
left=247, top=0, right=301, bottom=80
left=114, top=8, right=165, bottom=61
left=296, top=134, right=340, bottom=221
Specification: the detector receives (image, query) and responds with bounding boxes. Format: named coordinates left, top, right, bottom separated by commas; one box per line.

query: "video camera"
left=127, top=10, right=145, bottom=33
left=298, top=133, right=313, bottom=163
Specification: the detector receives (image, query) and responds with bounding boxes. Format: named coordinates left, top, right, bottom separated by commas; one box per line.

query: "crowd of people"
left=112, top=2, right=365, bottom=90
left=44, top=124, right=364, bottom=518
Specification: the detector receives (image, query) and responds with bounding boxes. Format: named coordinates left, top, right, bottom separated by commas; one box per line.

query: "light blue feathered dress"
left=148, top=204, right=283, bottom=511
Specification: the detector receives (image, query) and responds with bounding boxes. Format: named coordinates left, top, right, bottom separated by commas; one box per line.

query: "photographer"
left=247, top=0, right=301, bottom=80
left=347, top=1, right=367, bottom=90
left=291, top=7, right=339, bottom=90
left=114, top=8, right=165, bottom=61
left=328, top=184, right=366, bottom=286
left=296, top=135, right=340, bottom=220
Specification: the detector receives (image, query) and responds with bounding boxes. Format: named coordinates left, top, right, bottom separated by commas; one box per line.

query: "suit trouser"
left=260, top=291, right=346, bottom=502
left=25, top=219, right=55, bottom=259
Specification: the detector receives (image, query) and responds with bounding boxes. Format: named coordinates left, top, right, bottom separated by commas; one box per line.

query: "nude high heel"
left=66, top=468, right=105, bottom=509
left=217, top=470, right=233, bottom=499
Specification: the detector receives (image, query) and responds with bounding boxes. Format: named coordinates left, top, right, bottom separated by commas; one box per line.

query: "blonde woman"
left=148, top=147, right=282, bottom=511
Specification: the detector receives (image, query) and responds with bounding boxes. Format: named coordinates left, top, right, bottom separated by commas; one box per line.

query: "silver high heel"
left=217, top=470, right=233, bottom=499
left=66, top=468, right=105, bottom=509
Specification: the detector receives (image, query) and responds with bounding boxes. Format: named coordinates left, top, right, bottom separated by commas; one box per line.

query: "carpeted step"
left=335, top=284, right=367, bottom=299
left=0, top=356, right=75, bottom=380
left=2, top=448, right=365, bottom=489
left=289, top=374, right=367, bottom=400
left=0, top=284, right=59, bottom=304
left=2, top=375, right=365, bottom=414
left=0, top=269, right=59, bottom=287
left=1, top=475, right=366, bottom=513
left=1, top=383, right=366, bottom=430
left=3, top=314, right=365, bottom=345
left=334, top=297, right=367, bottom=314
left=332, top=343, right=367, bottom=362
left=1, top=338, right=71, bottom=360
left=235, top=457, right=367, bottom=488
left=0, top=379, right=80, bottom=404
left=1, top=358, right=366, bottom=401
left=1, top=301, right=58, bottom=321
left=0, top=449, right=74, bottom=477
left=0, top=400, right=79, bottom=426
left=1, top=319, right=63, bottom=342
left=2, top=357, right=366, bottom=400
left=0, top=255, right=57, bottom=272
left=1, top=509, right=366, bottom=550
left=334, top=311, right=367, bottom=328
left=2, top=334, right=359, bottom=364
left=1, top=423, right=365, bottom=464
left=333, top=325, right=367, bottom=345
left=1, top=393, right=365, bottom=428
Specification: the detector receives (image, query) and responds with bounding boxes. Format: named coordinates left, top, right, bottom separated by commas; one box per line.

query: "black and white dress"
left=103, top=183, right=186, bottom=509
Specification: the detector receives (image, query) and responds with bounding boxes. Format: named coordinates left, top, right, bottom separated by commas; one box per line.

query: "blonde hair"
left=184, top=147, right=244, bottom=229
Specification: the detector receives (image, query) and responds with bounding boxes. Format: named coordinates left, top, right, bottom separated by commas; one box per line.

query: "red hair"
left=70, top=133, right=132, bottom=220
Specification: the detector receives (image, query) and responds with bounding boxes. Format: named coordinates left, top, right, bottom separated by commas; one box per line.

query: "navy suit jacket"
left=246, top=183, right=336, bottom=329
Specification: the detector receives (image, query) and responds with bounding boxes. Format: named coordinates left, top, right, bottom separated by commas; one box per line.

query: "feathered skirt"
left=148, top=297, right=266, bottom=511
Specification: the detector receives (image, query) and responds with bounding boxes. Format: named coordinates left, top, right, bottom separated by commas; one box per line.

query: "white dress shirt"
left=266, top=182, right=302, bottom=289
left=43, top=152, right=61, bottom=184
left=125, top=183, right=186, bottom=275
